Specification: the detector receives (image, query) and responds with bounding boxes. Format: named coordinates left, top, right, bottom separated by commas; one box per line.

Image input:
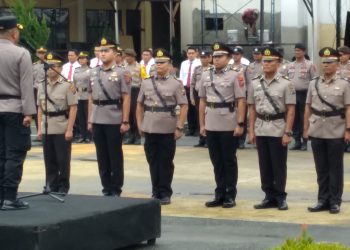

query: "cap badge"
left=213, top=43, right=220, bottom=50
left=101, top=38, right=107, bottom=45
left=264, top=49, right=271, bottom=56
left=324, top=49, right=331, bottom=56
left=47, top=53, right=53, bottom=60
left=156, top=50, right=164, bottom=57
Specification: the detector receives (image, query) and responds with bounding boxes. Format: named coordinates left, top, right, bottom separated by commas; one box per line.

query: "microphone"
left=19, top=37, right=36, bottom=54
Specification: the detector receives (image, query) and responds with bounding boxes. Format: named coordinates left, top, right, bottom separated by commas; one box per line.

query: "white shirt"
left=179, top=58, right=201, bottom=86
left=140, top=58, right=155, bottom=75
left=62, top=61, right=80, bottom=81
left=229, top=57, right=250, bottom=66
left=90, top=57, right=102, bottom=68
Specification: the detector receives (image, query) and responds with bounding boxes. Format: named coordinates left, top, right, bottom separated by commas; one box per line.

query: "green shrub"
left=273, top=229, right=350, bottom=250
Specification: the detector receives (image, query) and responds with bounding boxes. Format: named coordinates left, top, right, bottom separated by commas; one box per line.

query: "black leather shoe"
left=277, top=200, right=288, bottom=210
left=205, top=198, right=224, bottom=207
left=0, top=199, right=29, bottom=210
left=193, top=143, right=205, bottom=148
left=300, top=142, right=307, bottom=151
left=222, top=198, right=236, bottom=208
left=290, top=142, right=301, bottom=150
left=159, top=197, right=171, bottom=205
left=307, top=202, right=329, bottom=212
left=254, top=199, right=277, bottom=209
left=329, top=204, right=340, bottom=214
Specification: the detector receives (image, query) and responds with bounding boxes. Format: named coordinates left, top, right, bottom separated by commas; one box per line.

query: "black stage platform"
left=0, top=194, right=161, bottom=250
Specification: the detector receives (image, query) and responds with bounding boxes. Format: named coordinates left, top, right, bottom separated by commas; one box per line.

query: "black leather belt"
left=206, top=102, right=235, bottom=109
left=43, top=110, right=68, bottom=117
left=93, top=99, right=121, bottom=106
left=311, top=108, right=345, bottom=118
left=144, top=105, right=176, bottom=113
left=77, top=87, right=88, bottom=92
left=257, top=112, right=285, bottom=121
left=0, top=94, right=21, bottom=100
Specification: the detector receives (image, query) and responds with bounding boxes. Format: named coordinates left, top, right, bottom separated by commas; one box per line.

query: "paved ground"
left=21, top=131, right=350, bottom=249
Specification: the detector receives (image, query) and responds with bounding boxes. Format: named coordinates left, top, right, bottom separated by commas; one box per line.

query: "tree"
left=7, top=0, right=50, bottom=51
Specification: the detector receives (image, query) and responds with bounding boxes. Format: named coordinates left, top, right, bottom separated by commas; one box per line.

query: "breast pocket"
left=53, top=94, right=66, bottom=109
left=288, top=69, right=295, bottom=79
left=299, top=69, right=308, bottom=79
left=163, top=92, right=174, bottom=102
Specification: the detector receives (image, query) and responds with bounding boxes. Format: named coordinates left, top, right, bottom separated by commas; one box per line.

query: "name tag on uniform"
left=334, top=86, right=340, bottom=90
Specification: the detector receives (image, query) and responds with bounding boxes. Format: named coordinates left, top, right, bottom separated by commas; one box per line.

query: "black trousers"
left=293, top=90, right=307, bottom=143
left=0, top=113, right=31, bottom=200
left=144, top=133, right=176, bottom=198
left=206, top=131, right=239, bottom=200
left=77, top=99, right=90, bottom=140
left=310, top=137, right=345, bottom=205
left=186, top=87, right=198, bottom=134
left=43, top=134, right=72, bottom=193
left=194, top=89, right=206, bottom=145
left=256, top=136, right=288, bottom=202
left=93, top=124, right=124, bottom=195
left=129, top=87, right=140, bottom=136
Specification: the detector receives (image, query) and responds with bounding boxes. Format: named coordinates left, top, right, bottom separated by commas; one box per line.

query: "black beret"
left=337, top=46, right=350, bottom=55
left=212, top=42, right=232, bottom=56
left=252, top=47, right=262, bottom=54
left=319, top=47, right=339, bottom=62
left=233, top=46, right=244, bottom=54
left=0, top=15, right=23, bottom=30
left=153, top=48, right=171, bottom=62
left=261, top=47, right=281, bottom=60
left=294, top=43, right=306, bottom=51
left=199, top=51, right=212, bottom=57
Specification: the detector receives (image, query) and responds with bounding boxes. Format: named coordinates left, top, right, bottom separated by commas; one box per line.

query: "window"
left=0, top=7, right=69, bottom=50
left=86, top=9, right=122, bottom=44
left=34, top=8, right=69, bottom=50
left=205, top=17, right=224, bottom=31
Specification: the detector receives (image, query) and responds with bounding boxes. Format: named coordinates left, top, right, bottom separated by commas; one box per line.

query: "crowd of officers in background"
left=1, top=11, right=348, bottom=212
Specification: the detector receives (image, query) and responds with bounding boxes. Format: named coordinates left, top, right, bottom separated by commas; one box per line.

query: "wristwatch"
left=122, top=121, right=129, bottom=125
left=176, top=126, right=184, bottom=133
left=238, top=122, right=245, bottom=128
left=284, top=131, right=293, bottom=137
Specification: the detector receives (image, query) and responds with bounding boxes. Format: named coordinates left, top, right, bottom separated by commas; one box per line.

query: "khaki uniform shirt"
left=190, top=65, right=205, bottom=101
left=0, top=39, right=36, bottom=115
left=337, top=62, right=350, bottom=79
left=89, top=64, right=131, bottom=125
left=137, top=74, right=188, bottom=134
left=278, top=59, right=290, bottom=77
left=286, top=59, right=317, bottom=91
left=199, top=66, right=246, bottom=131
left=247, top=61, right=263, bottom=80
left=33, top=61, right=45, bottom=90
left=231, top=63, right=251, bottom=87
left=125, top=62, right=142, bottom=88
left=73, top=66, right=91, bottom=100
left=306, top=76, right=350, bottom=139
left=247, top=73, right=296, bottom=137
left=37, top=77, right=78, bottom=134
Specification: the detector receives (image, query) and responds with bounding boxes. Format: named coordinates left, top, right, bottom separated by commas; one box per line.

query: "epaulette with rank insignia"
left=282, top=75, right=290, bottom=81
left=341, top=77, right=350, bottom=83
left=312, top=76, right=320, bottom=81
left=252, top=75, right=262, bottom=81
left=204, top=66, right=214, bottom=72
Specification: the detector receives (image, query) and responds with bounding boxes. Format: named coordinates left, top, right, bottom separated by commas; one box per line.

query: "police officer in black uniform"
left=0, top=16, right=36, bottom=210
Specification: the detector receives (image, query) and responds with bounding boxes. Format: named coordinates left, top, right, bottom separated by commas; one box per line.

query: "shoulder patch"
left=204, top=66, right=214, bottom=72
left=252, top=75, right=262, bottom=81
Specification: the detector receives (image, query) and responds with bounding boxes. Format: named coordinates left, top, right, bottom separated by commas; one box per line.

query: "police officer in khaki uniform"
left=304, top=47, right=350, bottom=214
left=287, top=44, right=317, bottom=150
left=190, top=51, right=212, bottom=147
left=37, top=52, right=78, bottom=194
left=277, top=47, right=290, bottom=77
left=0, top=16, right=36, bottom=210
left=33, top=46, right=47, bottom=130
left=136, top=48, right=188, bottom=205
left=337, top=46, right=350, bottom=79
left=247, top=47, right=264, bottom=80
left=88, top=38, right=131, bottom=197
left=248, top=47, right=296, bottom=211
left=124, top=48, right=142, bottom=145
left=199, top=42, right=246, bottom=208
left=231, top=46, right=250, bottom=149
left=73, top=51, right=91, bottom=143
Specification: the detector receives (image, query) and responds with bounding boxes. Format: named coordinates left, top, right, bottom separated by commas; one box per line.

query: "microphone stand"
left=18, top=40, right=71, bottom=203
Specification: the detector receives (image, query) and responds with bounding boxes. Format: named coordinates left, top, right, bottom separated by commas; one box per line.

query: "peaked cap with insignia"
left=153, top=48, right=171, bottom=63
left=319, top=47, right=339, bottom=63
